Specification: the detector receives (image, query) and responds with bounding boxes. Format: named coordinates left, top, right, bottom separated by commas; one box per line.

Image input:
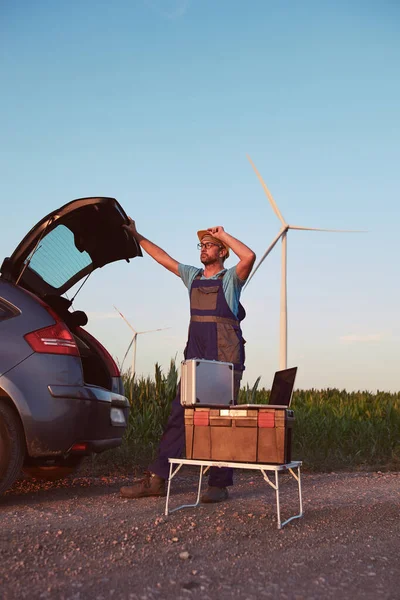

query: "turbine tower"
left=113, top=306, right=170, bottom=379
left=245, top=155, right=363, bottom=371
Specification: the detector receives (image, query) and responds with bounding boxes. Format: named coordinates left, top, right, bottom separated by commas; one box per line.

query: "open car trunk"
left=1, top=196, right=140, bottom=392
left=39, top=293, right=120, bottom=392
left=1, top=196, right=142, bottom=297
left=73, top=327, right=115, bottom=391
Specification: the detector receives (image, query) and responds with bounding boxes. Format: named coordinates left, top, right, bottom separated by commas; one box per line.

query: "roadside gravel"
left=1, top=470, right=399, bottom=599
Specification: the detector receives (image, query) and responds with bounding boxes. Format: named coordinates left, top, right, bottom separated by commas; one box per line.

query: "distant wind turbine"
left=113, top=306, right=170, bottom=379
left=245, top=155, right=365, bottom=371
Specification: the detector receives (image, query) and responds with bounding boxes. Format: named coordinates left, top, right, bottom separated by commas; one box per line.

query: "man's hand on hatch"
left=123, top=217, right=139, bottom=239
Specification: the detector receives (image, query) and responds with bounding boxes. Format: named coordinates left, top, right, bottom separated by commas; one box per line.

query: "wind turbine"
left=113, top=306, right=170, bottom=379
left=245, top=155, right=364, bottom=371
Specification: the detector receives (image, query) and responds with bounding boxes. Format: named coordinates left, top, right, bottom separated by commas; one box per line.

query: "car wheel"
left=0, top=402, right=25, bottom=495
left=22, top=455, right=84, bottom=481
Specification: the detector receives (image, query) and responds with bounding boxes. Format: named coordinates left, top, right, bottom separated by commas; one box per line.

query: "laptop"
left=268, top=367, right=297, bottom=407
left=222, top=367, right=298, bottom=411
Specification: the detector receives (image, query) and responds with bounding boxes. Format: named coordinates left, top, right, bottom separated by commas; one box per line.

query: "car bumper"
left=80, top=438, right=125, bottom=453
left=45, top=384, right=129, bottom=452
left=48, top=383, right=129, bottom=406
left=36, top=384, right=130, bottom=456
left=1, top=354, right=130, bottom=457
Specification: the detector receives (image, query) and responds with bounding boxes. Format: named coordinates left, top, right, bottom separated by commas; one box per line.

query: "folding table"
left=165, top=458, right=303, bottom=529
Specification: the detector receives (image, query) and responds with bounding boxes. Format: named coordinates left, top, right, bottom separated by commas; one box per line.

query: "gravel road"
left=1, top=469, right=399, bottom=600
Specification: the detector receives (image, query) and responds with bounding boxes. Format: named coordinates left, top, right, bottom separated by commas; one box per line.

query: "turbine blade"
left=289, top=225, right=367, bottom=233
left=137, top=327, right=171, bottom=335
left=247, top=155, right=286, bottom=225
left=244, top=229, right=285, bottom=289
left=113, top=305, right=137, bottom=334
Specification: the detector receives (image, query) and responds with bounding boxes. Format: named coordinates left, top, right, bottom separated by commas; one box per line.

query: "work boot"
left=201, top=486, right=229, bottom=504
left=120, top=472, right=166, bottom=499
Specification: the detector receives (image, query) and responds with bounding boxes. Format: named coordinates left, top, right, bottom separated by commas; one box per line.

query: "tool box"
left=184, top=404, right=294, bottom=464
left=180, top=359, right=235, bottom=406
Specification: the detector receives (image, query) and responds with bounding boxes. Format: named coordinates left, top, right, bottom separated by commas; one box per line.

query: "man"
left=120, top=220, right=256, bottom=503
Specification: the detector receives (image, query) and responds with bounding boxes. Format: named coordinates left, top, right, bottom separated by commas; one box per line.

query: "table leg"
left=165, top=461, right=174, bottom=516
left=165, top=464, right=209, bottom=515
left=165, top=462, right=183, bottom=516
left=286, top=465, right=303, bottom=521
left=275, top=469, right=282, bottom=529
left=279, top=465, right=303, bottom=528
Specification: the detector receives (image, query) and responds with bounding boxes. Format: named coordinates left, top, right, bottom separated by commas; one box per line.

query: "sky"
left=1, top=0, right=399, bottom=392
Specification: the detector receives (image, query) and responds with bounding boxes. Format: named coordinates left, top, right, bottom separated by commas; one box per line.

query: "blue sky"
left=1, top=0, right=399, bottom=391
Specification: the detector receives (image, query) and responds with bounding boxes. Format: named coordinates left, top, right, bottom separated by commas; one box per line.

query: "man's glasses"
left=197, top=242, right=221, bottom=250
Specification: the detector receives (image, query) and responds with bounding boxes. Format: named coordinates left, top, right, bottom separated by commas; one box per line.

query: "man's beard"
left=201, top=254, right=217, bottom=266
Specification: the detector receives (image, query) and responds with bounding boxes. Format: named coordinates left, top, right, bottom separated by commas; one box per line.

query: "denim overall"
left=149, top=273, right=246, bottom=487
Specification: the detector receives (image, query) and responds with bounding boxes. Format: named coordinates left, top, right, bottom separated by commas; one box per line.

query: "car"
left=0, top=197, right=142, bottom=494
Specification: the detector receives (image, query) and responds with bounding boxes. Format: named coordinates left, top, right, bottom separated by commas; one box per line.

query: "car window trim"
left=0, top=297, right=21, bottom=322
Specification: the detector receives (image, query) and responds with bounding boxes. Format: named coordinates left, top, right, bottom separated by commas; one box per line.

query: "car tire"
left=0, top=402, right=25, bottom=495
left=22, top=455, right=84, bottom=481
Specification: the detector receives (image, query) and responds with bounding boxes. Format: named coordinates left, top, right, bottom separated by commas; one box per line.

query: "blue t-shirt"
left=178, top=264, right=245, bottom=318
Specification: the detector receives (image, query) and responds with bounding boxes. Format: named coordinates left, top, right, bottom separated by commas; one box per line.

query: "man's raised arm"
left=123, top=218, right=180, bottom=277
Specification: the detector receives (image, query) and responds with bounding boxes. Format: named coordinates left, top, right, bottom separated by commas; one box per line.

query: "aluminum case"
left=180, top=359, right=234, bottom=406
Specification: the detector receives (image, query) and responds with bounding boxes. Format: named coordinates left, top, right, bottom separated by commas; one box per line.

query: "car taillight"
left=24, top=321, right=79, bottom=356
left=77, top=327, right=120, bottom=376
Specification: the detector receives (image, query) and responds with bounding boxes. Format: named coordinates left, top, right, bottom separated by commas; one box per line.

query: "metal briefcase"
left=180, top=359, right=234, bottom=406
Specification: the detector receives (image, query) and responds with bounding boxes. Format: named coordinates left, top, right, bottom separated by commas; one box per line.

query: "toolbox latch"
left=194, top=411, right=210, bottom=426
left=258, top=412, right=275, bottom=428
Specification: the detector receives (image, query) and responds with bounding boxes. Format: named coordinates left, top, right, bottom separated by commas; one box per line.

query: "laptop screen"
left=268, top=367, right=297, bottom=407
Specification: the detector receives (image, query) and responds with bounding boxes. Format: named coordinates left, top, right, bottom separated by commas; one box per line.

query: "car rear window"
left=27, top=224, right=92, bottom=289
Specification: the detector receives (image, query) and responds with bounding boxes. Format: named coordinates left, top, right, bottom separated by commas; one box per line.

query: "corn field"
left=117, top=361, right=400, bottom=472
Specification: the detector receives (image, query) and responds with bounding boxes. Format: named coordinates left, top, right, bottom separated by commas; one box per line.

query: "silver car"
left=0, top=197, right=142, bottom=494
